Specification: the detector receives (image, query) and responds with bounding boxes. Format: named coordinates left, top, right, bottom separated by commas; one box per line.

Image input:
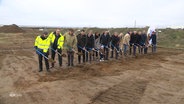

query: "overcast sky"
left=0, top=0, right=183, bottom=28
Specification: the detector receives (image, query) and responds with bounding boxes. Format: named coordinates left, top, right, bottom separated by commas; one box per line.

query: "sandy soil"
left=0, top=33, right=184, bottom=104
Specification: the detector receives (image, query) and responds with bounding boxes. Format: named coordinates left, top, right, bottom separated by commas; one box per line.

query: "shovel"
left=50, top=47, right=67, bottom=57
left=36, top=49, right=56, bottom=63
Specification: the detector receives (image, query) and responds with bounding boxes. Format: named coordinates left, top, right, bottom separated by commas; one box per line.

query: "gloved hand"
left=83, top=47, right=85, bottom=50
left=44, top=51, right=49, bottom=56
left=36, top=48, right=42, bottom=55
left=70, top=47, right=75, bottom=52
left=34, top=46, right=38, bottom=49
left=57, top=48, right=61, bottom=50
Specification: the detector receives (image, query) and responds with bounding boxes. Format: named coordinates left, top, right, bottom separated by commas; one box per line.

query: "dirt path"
left=0, top=48, right=184, bottom=104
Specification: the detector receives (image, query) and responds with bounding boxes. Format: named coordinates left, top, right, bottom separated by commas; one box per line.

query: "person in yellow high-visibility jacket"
left=48, top=29, right=64, bottom=67
left=34, top=32, right=51, bottom=72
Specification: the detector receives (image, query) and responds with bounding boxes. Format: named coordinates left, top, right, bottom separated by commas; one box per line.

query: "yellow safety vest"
left=57, top=35, right=65, bottom=49
left=34, top=36, right=51, bottom=53
left=48, top=32, right=63, bottom=44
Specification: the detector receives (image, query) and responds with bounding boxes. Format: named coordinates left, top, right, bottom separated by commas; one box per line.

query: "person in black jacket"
left=131, top=31, right=139, bottom=56
left=150, top=31, right=157, bottom=53
left=86, top=30, right=95, bottom=62
left=141, top=30, right=148, bottom=54
left=49, top=29, right=64, bottom=68
left=100, top=31, right=111, bottom=60
left=77, top=30, right=87, bottom=64
left=129, top=31, right=133, bottom=55
left=110, top=32, right=120, bottom=59
left=137, top=31, right=142, bottom=54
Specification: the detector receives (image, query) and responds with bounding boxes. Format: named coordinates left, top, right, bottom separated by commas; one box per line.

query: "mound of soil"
left=0, top=24, right=24, bottom=33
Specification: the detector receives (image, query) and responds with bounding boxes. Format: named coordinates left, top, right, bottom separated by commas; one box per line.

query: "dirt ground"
left=0, top=32, right=184, bottom=104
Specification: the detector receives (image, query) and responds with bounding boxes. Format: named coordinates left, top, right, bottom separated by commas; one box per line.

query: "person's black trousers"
left=133, top=45, right=137, bottom=56
left=152, top=44, right=157, bottom=53
left=38, top=50, right=49, bottom=71
left=78, top=47, right=85, bottom=64
left=111, top=45, right=114, bottom=58
left=104, top=47, right=109, bottom=60
left=57, top=49, right=62, bottom=66
left=144, top=46, right=148, bottom=54
left=111, top=45, right=119, bottom=59
left=129, top=44, right=132, bottom=55
left=115, top=45, right=120, bottom=59
left=95, top=49, right=99, bottom=58
left=51, top=47, right=62, bottom=67
left=86, top=49, right=93, bottom=62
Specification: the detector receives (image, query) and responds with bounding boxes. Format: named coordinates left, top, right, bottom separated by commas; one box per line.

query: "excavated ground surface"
left=0, top=32, right=184, bottom=104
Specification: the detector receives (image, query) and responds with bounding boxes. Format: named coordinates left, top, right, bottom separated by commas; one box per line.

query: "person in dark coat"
left=137, top=31, right=142, bottom=54
left=110, top=32, right=120, bottom=59
left=49, top=29, right=64, bottom=68
left=141, top=30, right=148, bottom=54
left=86, top=30, right=95, bottom=62
left=100, top=31, right=111, bottom=61
left=129, top=31, right=133, bottom=55
left=131, top=31, right=139, bottom=56
left=150, top=31, right=157, bottom=53
left=77, top=30, right=87, bottom=64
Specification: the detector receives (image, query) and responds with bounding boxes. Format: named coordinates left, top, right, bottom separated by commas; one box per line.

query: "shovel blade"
left=76, top=52, right=83, bottom=55
left=48, top=58, right=56, bottom=63
left=61, top=54, right=67, bottom=57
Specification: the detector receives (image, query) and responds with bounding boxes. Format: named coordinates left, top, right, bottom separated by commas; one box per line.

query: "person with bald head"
left=49, top=29, right=64, bottom=68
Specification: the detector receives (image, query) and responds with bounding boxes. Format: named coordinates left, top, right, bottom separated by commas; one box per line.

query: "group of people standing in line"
left=34, top=28, right=157, bottom=72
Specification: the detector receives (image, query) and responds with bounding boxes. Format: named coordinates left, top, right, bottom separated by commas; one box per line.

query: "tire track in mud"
left=90, top=78, right=149, bottom=104
left=88, top=53, right=184, bottom=104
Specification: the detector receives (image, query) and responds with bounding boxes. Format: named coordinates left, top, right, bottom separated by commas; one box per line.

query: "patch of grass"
left=158, top=29, right=184, bottom=48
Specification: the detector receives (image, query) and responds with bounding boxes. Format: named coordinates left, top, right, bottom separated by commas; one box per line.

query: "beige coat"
left=119, top=36, right=124, bottom=49
left=119, top=33, right=124, bottom=49
left=123, top=33, right=130, bottom=45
